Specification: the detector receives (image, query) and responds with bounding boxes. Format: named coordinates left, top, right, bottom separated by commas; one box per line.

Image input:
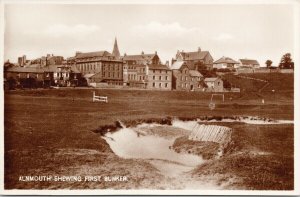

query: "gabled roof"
left=214, top=56, right=239, bottom=64
left=179, top=51, right=209, bottom=61
left=6, top=66, right=45, bottom=73
left=84, top=73, right=95, bottom=78
left=148, top=64, right=170, bottom=70
left=204, top=77, right=219, bottom=82
left=239, top=59, right=260, bottom=65
left=189, top=70, right=203, bottom=77
left=76, top=51, right=113, bottom=59
left=170, top=61, right=186, bottom=70
left=122, top=54, right=156, bottom=62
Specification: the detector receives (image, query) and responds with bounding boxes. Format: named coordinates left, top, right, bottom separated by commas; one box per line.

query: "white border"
left=0, top=0, right=299, bottom=195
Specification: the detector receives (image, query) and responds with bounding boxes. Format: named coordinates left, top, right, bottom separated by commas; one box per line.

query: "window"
left=165, top=76, right=168, bottom=80
left=153, top=82, right=155, bottom=87
left=181, top=76, right=184, bottom=81
left=191, top=78, right=194, bottom=81
left=165, top=83, right=168, bottom=87
left=181, top=83, right=184, bottom=88
left=185, top=83, right=188, bottom=88
left=153, top=76, right=155, bottom=80
left=159, top=76, right=162, bottom=80
left=185, top=76, right=188, bottom=81
left=159, top=83, right=162, bottom=88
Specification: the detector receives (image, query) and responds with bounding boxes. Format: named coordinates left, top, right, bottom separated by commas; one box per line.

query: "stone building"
left=72, top=50, right=123, bottom=86
left=122, top=51, right=160, bottom=87
left=170, top=61, right=204, bottom=91
left=238, top=59, right=260, bottom=68
left=213, top=56, right=239, bottom=70
left=172, top=47, right=214, bottom=71
left=204, top=77, right=224, bottom=92
left=146, top=64, right=172, bottom=90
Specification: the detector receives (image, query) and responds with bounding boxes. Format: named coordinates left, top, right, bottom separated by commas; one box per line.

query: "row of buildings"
left=4, top=38, right=264, bottom=92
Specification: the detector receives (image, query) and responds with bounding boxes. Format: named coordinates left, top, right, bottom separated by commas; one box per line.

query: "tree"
left=265, top=60, right=273, bottom=68
left=222, top=79, right=231, bottom=89
left=279, top=53, right=294, bottom=69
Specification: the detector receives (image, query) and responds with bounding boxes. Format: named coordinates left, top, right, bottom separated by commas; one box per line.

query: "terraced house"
left=146, top=64, right=172, bottom=90
left=4, top=64, right=81, bottom=88
left=122, top=51, right=160, bottom=88
left=170, top=61, right=204, bottom=91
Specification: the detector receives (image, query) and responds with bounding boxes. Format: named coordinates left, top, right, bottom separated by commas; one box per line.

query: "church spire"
left=112, top=37, right=120, bottom=59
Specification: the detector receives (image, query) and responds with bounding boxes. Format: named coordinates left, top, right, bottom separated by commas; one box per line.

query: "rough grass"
left=172, top=136, right=220, bottom=160
left=191, top=123, right=294, bottom=190
left=223, top=73, right=294, bottom=93
left=4, top=88, right=294, bottom=189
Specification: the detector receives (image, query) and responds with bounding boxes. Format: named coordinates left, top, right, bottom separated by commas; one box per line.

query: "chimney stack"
left=155, top=51, right=157, bottom=55
left=141, top=51, right=144, bottom=55
left=198, top=47, right=201, bottom=52
left=124, top=53, right=127, bottom=56
left=166, top=61, right=169, bottom=66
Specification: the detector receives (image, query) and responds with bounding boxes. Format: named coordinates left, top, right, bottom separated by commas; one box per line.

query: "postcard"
left=1, top=0, right=299, bottom=195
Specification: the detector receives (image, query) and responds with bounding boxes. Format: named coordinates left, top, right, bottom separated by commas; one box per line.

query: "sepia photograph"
left=1, top=0, right=299, bottom=195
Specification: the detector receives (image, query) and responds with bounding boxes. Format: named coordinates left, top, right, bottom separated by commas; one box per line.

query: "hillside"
left=222, top=73, right=294, bottom=92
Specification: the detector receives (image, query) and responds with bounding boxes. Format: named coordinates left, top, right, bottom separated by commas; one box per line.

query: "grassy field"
left=4, top=79, right=294, bottom=189
left=223, top=73, right=294, bottom=92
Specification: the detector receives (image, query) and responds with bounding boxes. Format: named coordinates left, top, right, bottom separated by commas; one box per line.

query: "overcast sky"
left=4, top=3, right=295, bottom=66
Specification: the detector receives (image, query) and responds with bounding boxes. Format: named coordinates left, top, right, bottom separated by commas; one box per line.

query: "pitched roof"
left=239, top=59, right=260, bottom=65
left=122, top=54, right=156, bottom=62
left=70, top=66, right=81, bottom=73
left=75, top=51, right=113, bottom=59
left=170, top=61, right=186, bottom=70
left=189, top=70, right=203, bottom=77
left=24, top=64, right=42, bottom=68
left=44, top=65, right=77, bottom=73
left=204, top=77, right=219, bottom=82
left=6, top=66, right=45, bottom=73
left=179, top=51, right=209, bottom=60
left=214, top=56, right=239, bottom=64
left=84, top=73, right=95, bottom=78
left=148, top=64, right=170, bottom=70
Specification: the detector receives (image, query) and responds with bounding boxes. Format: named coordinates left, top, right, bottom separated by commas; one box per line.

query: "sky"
left=4, top=3, right=296, bottom=66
